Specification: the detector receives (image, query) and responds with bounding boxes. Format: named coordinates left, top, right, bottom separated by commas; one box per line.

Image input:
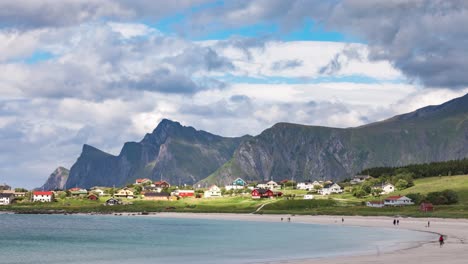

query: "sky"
left=1, top=0, right=468, bottom=189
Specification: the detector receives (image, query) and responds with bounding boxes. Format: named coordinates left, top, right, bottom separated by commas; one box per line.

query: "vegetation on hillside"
left=360, top=158, right=468, bottom=179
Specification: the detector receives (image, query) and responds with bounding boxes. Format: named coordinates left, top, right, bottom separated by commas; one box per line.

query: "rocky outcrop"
left=39, top=167, right=69, bottom=190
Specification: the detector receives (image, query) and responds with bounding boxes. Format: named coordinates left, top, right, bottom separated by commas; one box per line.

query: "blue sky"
left=0, top=0, right=467, bottom=188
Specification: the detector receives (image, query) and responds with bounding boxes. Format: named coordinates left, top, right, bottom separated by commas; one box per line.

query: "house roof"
left=33, top=191, right=53, bottom=196
left=385, top=195, right=404, bottom=200
left=154, top=181, right=169, bottom=185
left=136, top=178, right=151, bottom=183
left=368, top=201, right=384, bottom=204
left=253, top=188, right=273, bottom=194
left=0, top=193, right=14, bottom=198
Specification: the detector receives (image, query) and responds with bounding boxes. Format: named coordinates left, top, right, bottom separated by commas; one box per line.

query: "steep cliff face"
left=201, top=93, right=468, bottom=185
left=65, top=119, right=247, bottom=189
left=39, top=167, right=70, bottom=190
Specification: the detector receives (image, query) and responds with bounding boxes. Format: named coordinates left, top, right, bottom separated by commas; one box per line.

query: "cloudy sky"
left=1, top=0, right=468, bottom=188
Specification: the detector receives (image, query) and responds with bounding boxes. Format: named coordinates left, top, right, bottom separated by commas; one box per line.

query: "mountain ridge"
left=56, top=93, right=468, bottom=189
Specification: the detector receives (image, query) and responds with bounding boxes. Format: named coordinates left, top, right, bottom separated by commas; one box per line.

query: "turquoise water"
left=0, top=214, right=431, bottom=264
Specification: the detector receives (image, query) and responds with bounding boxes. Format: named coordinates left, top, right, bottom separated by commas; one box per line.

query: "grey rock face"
left=65, top=119, right=247, bottom=189
left=39, top=167, right=70, bottom=190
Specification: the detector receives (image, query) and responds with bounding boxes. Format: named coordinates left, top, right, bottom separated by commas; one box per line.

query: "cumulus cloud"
left=185, top=0, right=468, bottom=89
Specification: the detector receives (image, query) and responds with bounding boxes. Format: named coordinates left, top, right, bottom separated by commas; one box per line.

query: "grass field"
left=2, top=175, right=468, bottom=218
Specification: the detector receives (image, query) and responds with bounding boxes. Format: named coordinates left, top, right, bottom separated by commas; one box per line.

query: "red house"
left=88, top=194, right=99, bottom=201
left=154, top=181, right=171, bottom=188
left=420, top=202, right=434, bottom=212
left=251, top=189, right=282, bottom=199
left=173, top=190, right=194, bottom=197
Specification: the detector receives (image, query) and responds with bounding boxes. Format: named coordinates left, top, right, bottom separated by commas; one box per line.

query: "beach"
left=150, top=213, right=468, bottom=264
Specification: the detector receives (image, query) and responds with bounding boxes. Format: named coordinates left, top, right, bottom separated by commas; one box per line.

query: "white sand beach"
left=151, top=213, right=468, bottom=264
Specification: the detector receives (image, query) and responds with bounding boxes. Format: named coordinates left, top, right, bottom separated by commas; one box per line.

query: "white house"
left=372, top=183, right=395, bottom=194
left=0, top=193, right=14, bottom=205
left=297, top=182, right=314, bottom=190
left=350, top=175, right=372, bottom=185
left=204, top=185, right=222, bottom=198
left=257, top=181, right=279, bottom=190
left=225, top=178, right=247, bottom=191
left=366, top=201, right=385, bottom=208
left=318, top=183, right=343, bottom=195
left=33, top=191, right=54, bottom=202
left=91, top=188, right=105, bottom=196
left=384, top=196, right=414, bottom=206
left=303, top=194, right=314, bottom=200
left=115, top=189, right=134, bottom=199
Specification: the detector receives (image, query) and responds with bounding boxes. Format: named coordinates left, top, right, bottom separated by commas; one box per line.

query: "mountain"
left=65, top=119, right=248, bottom=189
left=39, top=167, right=70, bottom=190
left=200, top=93, right=468, bottom=186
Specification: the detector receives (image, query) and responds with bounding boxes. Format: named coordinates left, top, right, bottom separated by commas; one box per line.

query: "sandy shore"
left=149, top=213, right=468, bottom=264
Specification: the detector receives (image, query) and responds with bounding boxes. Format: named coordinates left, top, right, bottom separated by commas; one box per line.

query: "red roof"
left=33, top=191, right=53, bottom=196
left=386, top=196, right=403, bottom=200
left=136, top=178, right=151, bottom=183
left=69, top=187, right=81, bottom=191
left=154, top=181, right=169, bottom=185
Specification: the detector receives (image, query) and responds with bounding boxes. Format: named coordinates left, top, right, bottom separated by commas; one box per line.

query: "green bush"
left=425, top=189, right=458, bottom=205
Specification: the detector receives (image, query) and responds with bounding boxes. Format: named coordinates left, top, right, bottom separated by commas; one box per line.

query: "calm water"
left=0, top=214, right=432, bottom=264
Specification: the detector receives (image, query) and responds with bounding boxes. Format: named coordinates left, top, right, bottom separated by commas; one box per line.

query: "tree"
left=441, top=189, right=459, bottom=204
left=395, top=179, right=409, bottom=190
left=15, top=188, right=28, bottom=192
left=406, top=193, right=425, bottom=205
left=352, top=187, right=367, bottom=198
left=371, top=188, right=382, bottom=197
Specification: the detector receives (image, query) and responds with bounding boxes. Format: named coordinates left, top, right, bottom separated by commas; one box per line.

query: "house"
left=173, top=190, right=194, bottom=197
left=384, top=196, right=414, bottom=206
left=318, top=183, right=343, bottom=195
left=303, top=194, right=314, bottom=200
left=0, top=193, right=14, bottom=205
left=115, top=189, right=135, bottom=199
left=372, top=183, right=395, bottom=194
left=366, top=201, right=385, bottom=208
left=105, top=198, right=121, bottom=206
left=257, top=181, right=279, bottom=190
left=251, top=189, right=283, bottom=199
left=204, top=185, right=222, bottom=198
left=88, top=194, right=99, bottom=201
left=0, top=184, right=11, bottom=191
left=90, top=188, right=105, bottom=196
left=154, top=181, right=170, bottom=188
left=233, top=178, right=247, bottom=186
left=1, top=190, right=26, bottom=197
left=420, top=202, right=434, bottom=212
left=144, top=192, right=171, bottom=201
left=135, top=178, right=152, bottom=185
left=297, top=182, right=315, bottom=191
left=251, top=189, right=274, bottom=199
left=350, top=175, right=372, bottom=185
left=225, top=178, right=247, bottom=190
left=69, top=188, right=88, bottom=196
left=33, top=191, right=54, bottom=202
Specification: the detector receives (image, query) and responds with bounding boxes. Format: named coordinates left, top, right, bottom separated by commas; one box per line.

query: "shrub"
left=425, top=189, right=458, bottom=205
left=406, top=193, right=426, bottom=205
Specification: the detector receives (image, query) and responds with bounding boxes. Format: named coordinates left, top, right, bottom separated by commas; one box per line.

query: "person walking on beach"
left=428, top=221, right=430, bottom=228
left=397, top=219, right=399, bottom=225
left=393, top=219, right=396, bottom=225
left=288, top=217, right=291, bottom=222
left=439, top=235, right=445, bottom=247
left=281, top=217, right=283, bottom=222
left=342, top=217, right=344, bottom=223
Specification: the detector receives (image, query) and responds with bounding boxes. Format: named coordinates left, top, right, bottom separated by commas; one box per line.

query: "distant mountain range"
left=42, top=93, right=468, bottom=189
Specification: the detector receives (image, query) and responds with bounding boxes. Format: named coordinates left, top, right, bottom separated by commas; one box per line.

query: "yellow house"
left=115, top=189, right=134, bottom=199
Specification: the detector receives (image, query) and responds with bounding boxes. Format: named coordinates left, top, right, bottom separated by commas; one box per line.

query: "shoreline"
left=142, top=213, right=468, bottom=264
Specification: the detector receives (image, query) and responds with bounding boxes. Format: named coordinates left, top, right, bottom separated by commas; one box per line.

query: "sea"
left=0, top=214, right=433, bottom=264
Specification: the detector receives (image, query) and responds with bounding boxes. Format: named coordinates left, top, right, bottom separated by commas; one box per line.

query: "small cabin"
left=420, top=202, right=434, bottom=212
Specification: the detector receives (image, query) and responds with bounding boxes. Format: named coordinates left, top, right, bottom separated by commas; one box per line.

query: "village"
left=0, top=174, right=433, bottom=213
